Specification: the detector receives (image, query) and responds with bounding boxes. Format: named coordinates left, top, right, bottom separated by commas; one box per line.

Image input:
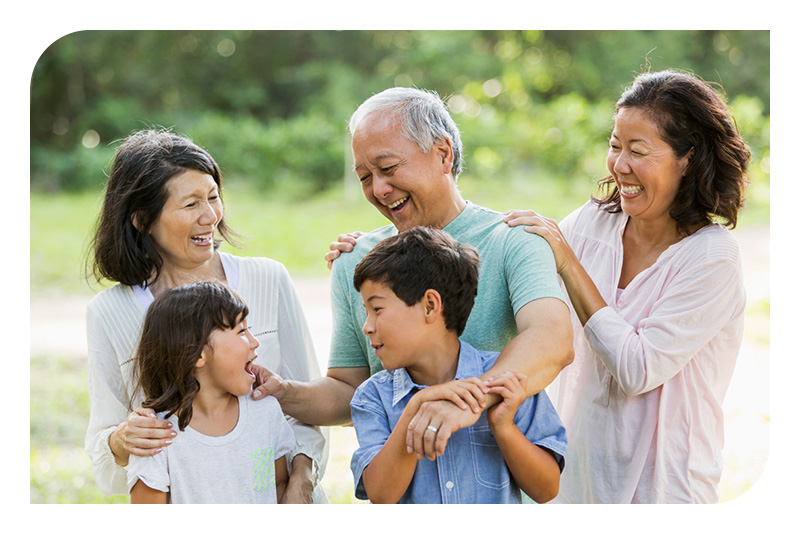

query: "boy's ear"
left=422, top=289, right=443, bottom=323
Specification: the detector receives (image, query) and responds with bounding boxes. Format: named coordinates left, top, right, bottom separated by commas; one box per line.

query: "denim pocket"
left=468, top=424, right=510, bottom=490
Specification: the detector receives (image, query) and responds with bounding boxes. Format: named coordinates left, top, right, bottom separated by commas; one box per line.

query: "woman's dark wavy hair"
left=132, top=281, right=248, bottom=431
left=87, top=129, right=239, bottom=288
left=593, top=70, right=751, bottom=234
left=353, top=226, right=480, bottom=336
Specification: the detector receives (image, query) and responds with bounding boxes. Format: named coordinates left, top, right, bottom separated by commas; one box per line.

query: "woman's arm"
left=85, top=297, right=174, bottom=495
left=504, top=210, right=606, bottom=325
left=130, top=479, right=167, bottom=504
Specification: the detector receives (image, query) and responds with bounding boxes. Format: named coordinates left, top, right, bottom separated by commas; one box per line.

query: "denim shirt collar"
left=390, top=340, right=482, bottom=407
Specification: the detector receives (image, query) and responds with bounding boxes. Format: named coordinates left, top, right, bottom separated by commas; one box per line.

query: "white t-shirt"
left=127, top=395, right=295, bottom=503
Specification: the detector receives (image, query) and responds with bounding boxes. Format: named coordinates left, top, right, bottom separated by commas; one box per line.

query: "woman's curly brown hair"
left=594, top=70, right=751, bottom=235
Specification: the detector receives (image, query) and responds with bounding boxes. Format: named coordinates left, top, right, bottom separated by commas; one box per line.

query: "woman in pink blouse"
left=504, top=70, right=751, bottom=503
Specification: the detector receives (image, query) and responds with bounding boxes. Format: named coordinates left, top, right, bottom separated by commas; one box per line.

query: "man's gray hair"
left=349, top=87, right=464, bottom=178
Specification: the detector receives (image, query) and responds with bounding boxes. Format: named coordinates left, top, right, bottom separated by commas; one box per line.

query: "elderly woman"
left=84, top=129, right=328, bottom=503
left=504, top=70, right=750, bottom=503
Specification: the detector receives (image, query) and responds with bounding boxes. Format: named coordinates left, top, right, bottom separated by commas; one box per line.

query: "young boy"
left=349, top=226, right=567, bottom=504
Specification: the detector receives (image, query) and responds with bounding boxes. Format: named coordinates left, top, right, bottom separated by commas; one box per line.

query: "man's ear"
left=433, top=138, right=454, bottom=176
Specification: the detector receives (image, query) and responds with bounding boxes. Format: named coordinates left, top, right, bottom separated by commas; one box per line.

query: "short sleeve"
left=349, top=380, right=392, bottom=500
left=503, top=226, right=567, bottom=315
left=514, top=391, right=568, bottom=472
left=127, top=443, right=170, bottom=494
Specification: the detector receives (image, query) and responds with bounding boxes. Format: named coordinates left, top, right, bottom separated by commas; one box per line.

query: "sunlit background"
left=30, top=30, right=770, bottom=504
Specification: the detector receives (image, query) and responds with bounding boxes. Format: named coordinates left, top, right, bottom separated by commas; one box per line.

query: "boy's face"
left=360, top=280, right=428, bottom=371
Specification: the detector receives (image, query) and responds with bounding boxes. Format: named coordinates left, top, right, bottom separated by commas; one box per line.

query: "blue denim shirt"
left=350, top=341, right=567, bottom=503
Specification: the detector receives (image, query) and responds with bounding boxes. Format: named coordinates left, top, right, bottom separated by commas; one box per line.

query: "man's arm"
left=483, top=297, right=573, bottom=396
left=253, top=366, right=370, bottom=427
left=406, top=297, right=573, bottom=458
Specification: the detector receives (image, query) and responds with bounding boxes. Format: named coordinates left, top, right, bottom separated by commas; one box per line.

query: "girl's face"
left=606, top=107, right=691, bottom=226
left=148, top=169, right=223, bottom=272
left=197, top=315, right=260, bottom=397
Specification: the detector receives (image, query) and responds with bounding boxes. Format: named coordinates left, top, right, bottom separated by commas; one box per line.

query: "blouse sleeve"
left=84, top=297, right=132, bottom=495
left=274, top=264, right=329, bottom=484
left=583, top=242, right=745, bottom=396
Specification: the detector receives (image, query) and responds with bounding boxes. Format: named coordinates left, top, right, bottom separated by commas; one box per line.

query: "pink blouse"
left=548, top=201, right=746, bottom=503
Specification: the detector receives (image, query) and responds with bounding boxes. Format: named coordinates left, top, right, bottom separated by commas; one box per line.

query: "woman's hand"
left=486, top=372, right=528, bottom=431
left=503, top=210, right=575, bottom=275
left=324, top=232, right=365, bottom=270
left=109, top=408, right=176, bottom=466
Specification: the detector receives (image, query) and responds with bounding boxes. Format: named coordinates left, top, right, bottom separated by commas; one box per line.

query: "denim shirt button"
left=445, top=481, right=454, bottom=490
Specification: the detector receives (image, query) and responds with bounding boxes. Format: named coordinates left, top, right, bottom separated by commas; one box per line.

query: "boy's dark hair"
left=353, top=226, right=480, bottom=336
left=132, top=281, right=248, bottom=430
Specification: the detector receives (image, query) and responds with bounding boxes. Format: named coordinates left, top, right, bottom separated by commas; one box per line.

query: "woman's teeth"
left=621, top=185, right=644, bottom=195
left=191, top=234, right=212, bottom=243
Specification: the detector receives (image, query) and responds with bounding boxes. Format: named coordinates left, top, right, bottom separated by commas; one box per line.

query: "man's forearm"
left=484, top=299, right=574, bottom=397
left=279, top=366, right=371, bottom=426
left=279, top=377, right=356, bottom=426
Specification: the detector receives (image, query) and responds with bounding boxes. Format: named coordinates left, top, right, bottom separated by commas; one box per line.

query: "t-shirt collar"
left=390, top=340, right=481, bottom=407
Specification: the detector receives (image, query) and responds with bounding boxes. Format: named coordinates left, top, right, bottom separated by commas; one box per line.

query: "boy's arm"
left=130, top=479, right=167, bottom=504
left=275, top=455, right=290, bottom=504
left=360, top=395, right=425, bottom=504
left=486, top=372, right=561, bottom=503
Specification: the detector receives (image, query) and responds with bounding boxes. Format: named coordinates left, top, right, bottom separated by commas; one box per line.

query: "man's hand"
left=251, top=364, right=289, bottom=401
left=405, top=399, right=482, bottom=461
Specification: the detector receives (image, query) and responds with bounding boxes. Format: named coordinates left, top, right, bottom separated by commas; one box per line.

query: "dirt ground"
left=30, top=224, right=770, bottom=503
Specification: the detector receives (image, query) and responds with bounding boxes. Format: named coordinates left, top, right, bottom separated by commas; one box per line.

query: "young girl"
left=127, top=281, right=296, bottom=504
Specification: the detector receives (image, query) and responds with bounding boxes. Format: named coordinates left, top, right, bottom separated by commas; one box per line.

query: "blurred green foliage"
left=31, top=30, right=769, bottom=193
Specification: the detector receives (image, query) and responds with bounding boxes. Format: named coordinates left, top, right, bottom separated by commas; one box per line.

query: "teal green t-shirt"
left=328, top=202, right=567, bottom=376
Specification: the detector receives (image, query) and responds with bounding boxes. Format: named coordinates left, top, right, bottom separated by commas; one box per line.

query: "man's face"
left=351, top=112, right=460, bottom=232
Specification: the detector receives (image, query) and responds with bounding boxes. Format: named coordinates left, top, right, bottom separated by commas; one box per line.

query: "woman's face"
left=148, top=169, right=223, bottom=271
left=606, top=107, right=690, bottom=226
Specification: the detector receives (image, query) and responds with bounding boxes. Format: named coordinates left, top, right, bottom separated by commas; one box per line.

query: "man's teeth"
left=621, top=185, right=644, bottom=195
left=388, top=197, right=408, bottom=210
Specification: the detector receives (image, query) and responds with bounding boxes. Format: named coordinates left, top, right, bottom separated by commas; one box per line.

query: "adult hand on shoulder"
left=324, top=232, right=365, bottom=270
left=503, top=210, right=574, bottom=275
left=251, top=364, right=289, bottom=401
left=112, top=408, right=176, bottom=465
left=406, top=399, right=481, bottom=461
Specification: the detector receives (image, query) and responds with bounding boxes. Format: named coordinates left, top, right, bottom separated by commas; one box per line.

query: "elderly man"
left=255, top=87, right=572, bottom=460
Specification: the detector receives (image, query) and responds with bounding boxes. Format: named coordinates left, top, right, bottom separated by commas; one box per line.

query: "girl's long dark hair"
left=132, top=281, right=248, bottom=430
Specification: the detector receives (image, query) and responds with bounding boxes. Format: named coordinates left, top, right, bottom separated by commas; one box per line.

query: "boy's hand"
left=486, top=372, right=528, bottom=430
left=412, top=378, right=489, bottom=414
